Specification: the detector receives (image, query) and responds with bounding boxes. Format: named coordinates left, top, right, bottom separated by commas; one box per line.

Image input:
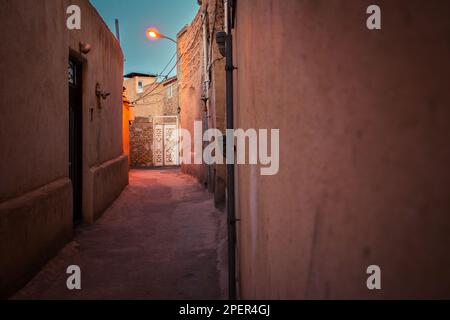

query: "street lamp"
left=146, top=28, right=176, bottom=44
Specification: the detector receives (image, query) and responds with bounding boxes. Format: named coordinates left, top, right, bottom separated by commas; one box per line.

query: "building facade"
left=0, top=0, right=128, bottom=298
left=124, top=74, right=180, bottom=167
left=177, top=0, right=227, bottom=206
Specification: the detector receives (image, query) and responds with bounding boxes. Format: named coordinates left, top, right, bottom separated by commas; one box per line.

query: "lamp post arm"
left=162, top=35, right=177, bottom=44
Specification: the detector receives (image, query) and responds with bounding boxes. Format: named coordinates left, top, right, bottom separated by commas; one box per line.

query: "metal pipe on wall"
left=225, top=0, right=237, bottom=301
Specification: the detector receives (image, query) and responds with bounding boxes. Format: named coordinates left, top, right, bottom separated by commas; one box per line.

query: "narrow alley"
left=13, top=169, right=227, bottom=300
left=2, top=0, right=450, bottom=305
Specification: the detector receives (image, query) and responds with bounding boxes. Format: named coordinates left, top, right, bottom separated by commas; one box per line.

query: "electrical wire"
left=155, top=51, right=177, bottom=79
left=132, top=62, right=178, bottom=103
left=132, top=12, right=208, bottom=104
left=133, top=51, right=177, bottom=102
left=207, top=0, right=226, bottom=73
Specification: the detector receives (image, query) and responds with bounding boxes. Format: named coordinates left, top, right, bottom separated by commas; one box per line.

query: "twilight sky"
left=90, top=0, right=198, bottom=76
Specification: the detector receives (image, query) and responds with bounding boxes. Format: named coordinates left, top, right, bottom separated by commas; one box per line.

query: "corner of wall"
left=84, top=154, right=129, bottom=223
left=0, top=179, right=73, bottom=298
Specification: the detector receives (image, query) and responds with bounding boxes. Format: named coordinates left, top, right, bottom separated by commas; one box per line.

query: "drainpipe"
left=224, top=0, right=237, bottom=301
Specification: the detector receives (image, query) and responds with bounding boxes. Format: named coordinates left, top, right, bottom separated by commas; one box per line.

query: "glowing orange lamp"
left=146, top=28, right=176, bottom=44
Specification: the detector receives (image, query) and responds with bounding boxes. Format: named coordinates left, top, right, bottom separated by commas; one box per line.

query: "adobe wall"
left=234, top=0, right=450, bottom=299
left=0, top=0, right=127, bottom=297
left=178, top=12, right=208, bottom=184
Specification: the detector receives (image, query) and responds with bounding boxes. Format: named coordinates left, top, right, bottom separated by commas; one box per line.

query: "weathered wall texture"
left=124, top=76, right=179, bottom=118
left=234, top=0, right=450, bottom=299
left=130, top=117, right=154, bottom=167
left=124, top=75, right=155, bottom=117
left=178, top=0, right=227, bottom=205
left=205, top=0, right=227, bottom=206
left=160, top=80, right=180, bottom=116
left=0, top=0, right=127, bottom=297
left=178, top=11, right=207, bottom=183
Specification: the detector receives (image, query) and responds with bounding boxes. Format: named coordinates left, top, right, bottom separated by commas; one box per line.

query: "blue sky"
left=90, top=0, right=198, bottom=76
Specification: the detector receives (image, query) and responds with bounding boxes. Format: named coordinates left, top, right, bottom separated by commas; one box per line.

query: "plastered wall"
left=234, top=0, right=450, bottom=299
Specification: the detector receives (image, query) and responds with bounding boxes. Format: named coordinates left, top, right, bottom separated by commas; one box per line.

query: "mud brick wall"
left=162, top=83, right=179, bottom=116
left=130, top=117, right=153, bottom=167
left=177, top=10, right=207, bottom=184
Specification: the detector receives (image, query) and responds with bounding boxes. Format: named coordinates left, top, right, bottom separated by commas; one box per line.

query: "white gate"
left=153, top=117, right=179, bottom=167
left=163, top=124, right=179, bottom=166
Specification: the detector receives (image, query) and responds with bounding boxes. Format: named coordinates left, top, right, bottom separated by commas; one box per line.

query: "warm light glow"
left=146, top=28, right=160, bottom=41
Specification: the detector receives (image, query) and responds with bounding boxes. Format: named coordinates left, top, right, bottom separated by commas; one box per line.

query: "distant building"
left=124, top=74, right=180, bottom=167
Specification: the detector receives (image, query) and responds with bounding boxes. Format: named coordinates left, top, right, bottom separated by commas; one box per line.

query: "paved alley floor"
left=14, top=169, right=227, bottom=300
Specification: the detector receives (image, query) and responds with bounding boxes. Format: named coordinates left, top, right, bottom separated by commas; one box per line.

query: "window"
left=137, top=81, right=143, bottom=93
left=167, top=84, right=173, bottom=99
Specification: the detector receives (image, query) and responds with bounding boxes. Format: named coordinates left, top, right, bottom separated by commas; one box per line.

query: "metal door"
left=163, top=124, right=179, bottom=166
left=153, top=124, right=179, bottom=167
